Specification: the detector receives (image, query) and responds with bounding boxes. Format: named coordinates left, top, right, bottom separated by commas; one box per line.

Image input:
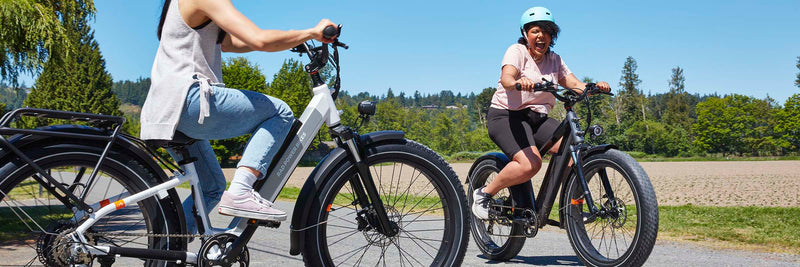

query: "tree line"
left=2, top=0, right=799, bottom=165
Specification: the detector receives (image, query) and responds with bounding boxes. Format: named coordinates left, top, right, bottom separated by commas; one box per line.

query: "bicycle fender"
left=466, top=152, right=510, bottom=184
left=289, top=130, right=405, bottom=256
left=580, top=144, right=617, bottom=159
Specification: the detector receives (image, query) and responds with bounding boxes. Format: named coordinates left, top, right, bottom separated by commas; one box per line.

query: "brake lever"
left=333, top=41, right=349, bottom=49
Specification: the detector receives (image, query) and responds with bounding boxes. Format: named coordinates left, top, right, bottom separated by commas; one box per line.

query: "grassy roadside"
left=659, top=205, right=800, bottom=254
left=279, top=187, right=799, bottom=254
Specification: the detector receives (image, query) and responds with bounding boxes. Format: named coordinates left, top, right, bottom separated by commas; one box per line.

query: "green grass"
left=659, top=205, right=800, bottom=254
left=0, top=206, right=73, bottom=241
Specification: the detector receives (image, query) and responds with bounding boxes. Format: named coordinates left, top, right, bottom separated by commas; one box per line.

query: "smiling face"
left=525, top=26, right=551, bottom=60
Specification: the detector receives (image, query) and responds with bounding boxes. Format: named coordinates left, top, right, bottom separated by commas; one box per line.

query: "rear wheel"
left=303, top=140, right=469, bottom=266
left=467, top=157, right=526, bottom=261
left=0, top=140, right=183, bottom=266
left=564, top=149, right=658, bottom=267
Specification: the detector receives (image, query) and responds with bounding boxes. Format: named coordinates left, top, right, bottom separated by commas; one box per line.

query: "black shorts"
left=487, top=107, right=560, bottom=159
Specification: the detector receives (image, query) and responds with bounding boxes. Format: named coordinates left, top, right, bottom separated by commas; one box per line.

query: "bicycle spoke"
left=332, top=243, right=370, bottom=265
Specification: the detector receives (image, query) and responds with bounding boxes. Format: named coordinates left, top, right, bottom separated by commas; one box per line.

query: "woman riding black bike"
left=143, top=0, right=336, bottom=234
left=472, top=6, right=611, bottom=219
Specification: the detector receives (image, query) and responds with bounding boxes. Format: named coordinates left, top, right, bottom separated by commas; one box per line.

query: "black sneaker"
left=472, top=186, right=492, bottom=220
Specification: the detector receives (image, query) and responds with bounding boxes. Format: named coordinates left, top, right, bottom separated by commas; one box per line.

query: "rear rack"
left=0, top=108, right=127, bottom=212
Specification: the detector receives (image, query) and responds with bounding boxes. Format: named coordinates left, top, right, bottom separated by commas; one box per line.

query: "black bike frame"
left=506, top=93, right=612, bottom=228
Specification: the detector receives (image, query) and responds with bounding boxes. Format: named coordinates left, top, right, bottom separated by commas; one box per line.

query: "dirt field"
left=222, top=160, right=800, bottom=207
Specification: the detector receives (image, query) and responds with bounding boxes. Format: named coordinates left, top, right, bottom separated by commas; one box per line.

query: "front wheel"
left=303, top=140, right=469, bottom=266
left=564, top=149, right=658, bottom=267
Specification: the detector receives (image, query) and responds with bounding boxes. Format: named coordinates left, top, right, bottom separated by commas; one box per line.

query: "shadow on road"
left=476, top=254, right=583, bottom=266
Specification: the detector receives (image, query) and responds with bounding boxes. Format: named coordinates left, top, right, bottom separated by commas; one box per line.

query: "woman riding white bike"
left=472, top=6, right=611, bottom=219
left=142, top=0, right=337, bottom=233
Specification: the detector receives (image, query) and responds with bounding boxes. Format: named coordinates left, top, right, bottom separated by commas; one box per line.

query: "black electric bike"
left=0, top=26, right=469, bottom=266
left=468, top=79, right=658, bottom=266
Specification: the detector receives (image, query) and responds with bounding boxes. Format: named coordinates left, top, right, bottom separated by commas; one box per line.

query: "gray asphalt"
left=182, top=191, right=800, bottom=267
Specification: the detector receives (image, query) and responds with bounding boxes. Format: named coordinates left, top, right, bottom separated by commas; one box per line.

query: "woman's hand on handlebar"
left=310, top=19, right=338, bottom=43
left=514, top=77, right=537, bottom=91
left=594, top=81, right=611, bottom=92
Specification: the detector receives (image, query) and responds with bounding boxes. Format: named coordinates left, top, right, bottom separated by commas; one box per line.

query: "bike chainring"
left=198, top=233, right=249, bottom=267
left=521, top=209, right=539, bottom=238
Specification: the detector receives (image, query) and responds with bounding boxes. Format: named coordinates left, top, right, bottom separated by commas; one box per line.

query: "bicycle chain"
left=86, top=232, right=212, bottom=238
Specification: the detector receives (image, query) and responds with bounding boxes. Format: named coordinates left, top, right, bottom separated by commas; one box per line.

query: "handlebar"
left=513, top=78, right=614, bottom=104
left=323, top=25, right=338, bottom=39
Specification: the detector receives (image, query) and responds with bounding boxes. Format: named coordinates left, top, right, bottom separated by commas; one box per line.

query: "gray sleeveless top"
left=140, top=0, right=223, bottom=140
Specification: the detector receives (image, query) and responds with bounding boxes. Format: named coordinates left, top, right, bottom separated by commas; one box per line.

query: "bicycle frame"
left=500, top=88, right=616, bottom=229
left=60, top=82, right=349, bottom=264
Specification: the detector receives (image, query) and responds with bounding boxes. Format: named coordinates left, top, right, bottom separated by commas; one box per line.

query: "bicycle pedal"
left=246, top=219, right=281, bottom=228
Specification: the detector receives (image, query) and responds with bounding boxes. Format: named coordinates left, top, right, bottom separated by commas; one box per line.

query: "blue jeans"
left=171, top=84, right=294, bottom=233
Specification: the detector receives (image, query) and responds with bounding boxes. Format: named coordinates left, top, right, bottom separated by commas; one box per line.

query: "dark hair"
left=157, top=0, right=171, bottom=40
left=517, top=20, right=560, bottom=49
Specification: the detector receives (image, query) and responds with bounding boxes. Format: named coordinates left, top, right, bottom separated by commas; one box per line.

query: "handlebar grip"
left=323, top=26, right=338, bottom=39
left=515, top=83, right=521, bottom=90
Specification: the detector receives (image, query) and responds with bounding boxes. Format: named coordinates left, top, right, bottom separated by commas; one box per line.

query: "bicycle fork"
left=570, top=146, right=616, bottom=216
left=331, top=125, right=398, bottom=237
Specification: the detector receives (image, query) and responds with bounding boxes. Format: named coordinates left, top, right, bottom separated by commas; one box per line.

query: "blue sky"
left=31, top=0, right=800, bottom=103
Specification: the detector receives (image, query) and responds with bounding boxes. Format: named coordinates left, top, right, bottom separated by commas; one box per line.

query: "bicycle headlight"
left=587, top=125, right=603, bottom=138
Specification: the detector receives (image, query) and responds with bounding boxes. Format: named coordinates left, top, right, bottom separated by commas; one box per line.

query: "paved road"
left=2, top=186, right=797, bottom=266
left=187, top=197, right=800, bottom=267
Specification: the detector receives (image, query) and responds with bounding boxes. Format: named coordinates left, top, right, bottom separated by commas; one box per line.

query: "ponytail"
left=157, top=0, right=171, bottom=40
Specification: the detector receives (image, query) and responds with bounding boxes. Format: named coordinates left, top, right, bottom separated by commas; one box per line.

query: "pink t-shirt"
left=490, top=43, right=572, bottom=113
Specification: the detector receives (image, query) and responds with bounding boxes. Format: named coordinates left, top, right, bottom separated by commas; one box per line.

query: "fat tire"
left=302, top=139, right=469, bottom=266
left=0, top=139, right=183, bottom=267
left=564, top=149, right=658, bottom=267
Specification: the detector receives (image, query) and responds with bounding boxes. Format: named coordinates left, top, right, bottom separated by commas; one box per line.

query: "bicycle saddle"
left=145, top=131, right=197, bottom=148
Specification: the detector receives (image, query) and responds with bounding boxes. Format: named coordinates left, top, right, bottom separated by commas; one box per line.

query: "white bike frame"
left=72, top=83, right=342, bottom=265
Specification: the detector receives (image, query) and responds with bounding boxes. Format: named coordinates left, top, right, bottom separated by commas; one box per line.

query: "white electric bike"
left=0, top=26, right=469, bottom=266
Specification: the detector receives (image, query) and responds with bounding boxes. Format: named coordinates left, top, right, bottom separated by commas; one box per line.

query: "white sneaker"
left=472, top=187, right=493, bottom=220
left=218, top=190, right=287, bottom=221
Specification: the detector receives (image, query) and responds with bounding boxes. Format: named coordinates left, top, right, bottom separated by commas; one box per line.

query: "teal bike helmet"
left=520, top=6, right=555, bottom=32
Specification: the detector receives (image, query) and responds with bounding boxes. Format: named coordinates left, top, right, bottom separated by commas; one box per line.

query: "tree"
left=663, top=67, right=691, bottom=128
left=775, top=94, right=800, bottom=153
left=473, top=87, right=494, bottom=128
left=111, top=77, right=150, bottom=105
left=268, top=59, right=312, bottom=116
left=209, top=57, right=269, bottom=165
left=23, top=11, right=121, bottom=129
left=615, top=56, right=645, bottom=127
left=693, top=94, right=779, bottom=156
left=1, top=0, right=95, bottom=84
left=795, top=56, right=800, bottom=88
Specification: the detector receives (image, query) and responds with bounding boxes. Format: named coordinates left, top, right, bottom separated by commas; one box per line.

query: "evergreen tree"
left=796, top=56, right=800, bottom=88
left=1, top=0, right=95, bottom=84
left=614, top=56, right=645, bottom=127
left=663, top=66, right=692, bottom=130
left=111, top=77, right=150, bottom=105
left=23, top=11, right=120, bottom=128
